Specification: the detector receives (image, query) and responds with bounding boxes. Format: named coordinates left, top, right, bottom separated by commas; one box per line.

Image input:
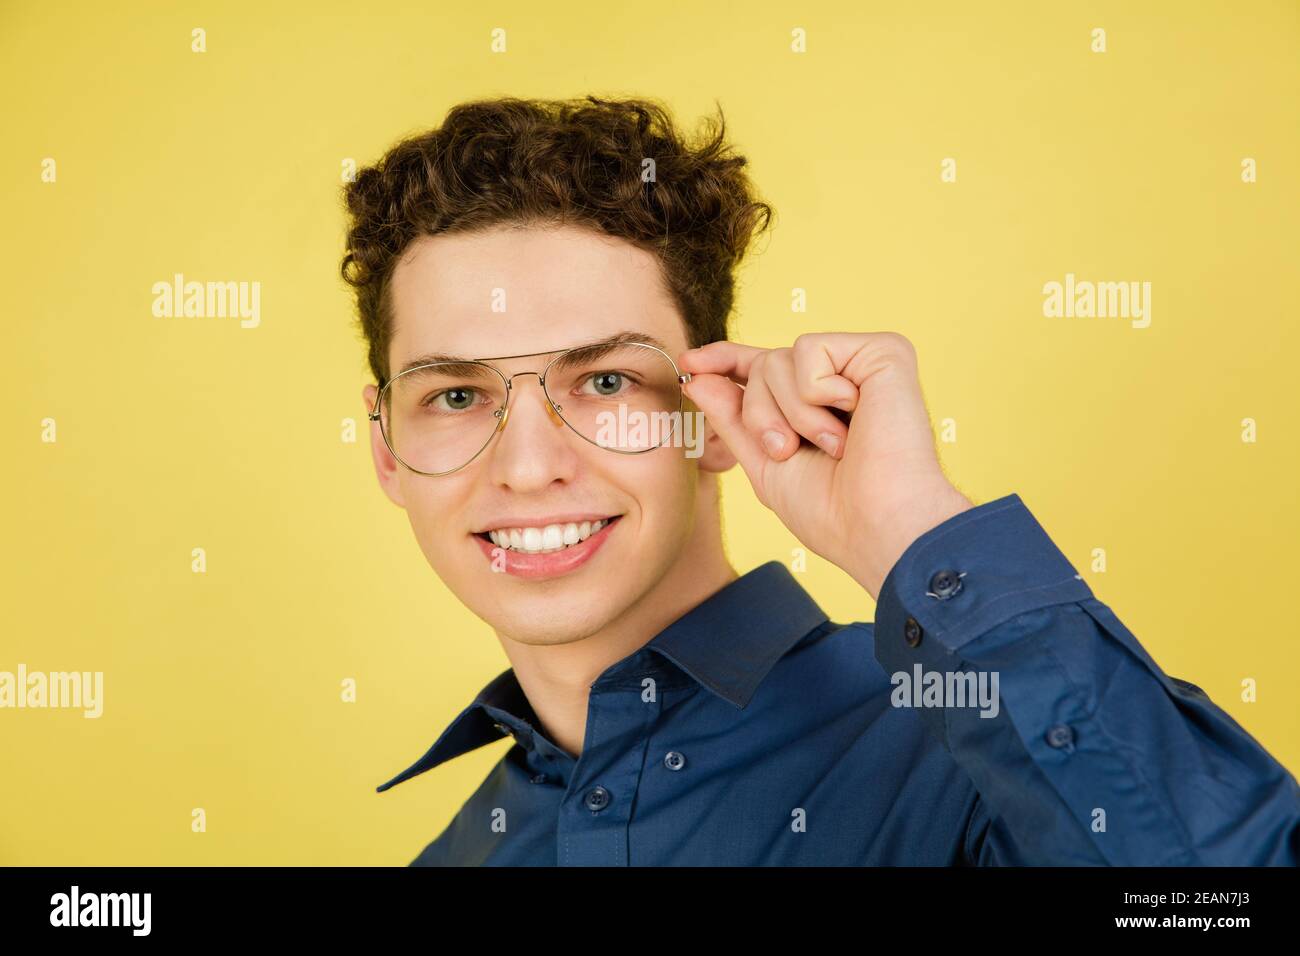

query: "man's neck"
left=496, top=501, right=737, bottom=759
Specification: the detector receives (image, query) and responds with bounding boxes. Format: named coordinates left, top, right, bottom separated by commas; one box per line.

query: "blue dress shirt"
left=377, top=493, right=1300, bottom=865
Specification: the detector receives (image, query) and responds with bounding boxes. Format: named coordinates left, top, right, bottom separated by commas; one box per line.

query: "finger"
left=679, top=372, right=769, bottom=485
left=677, top=341, right=767, bottom=386
left=790, top=334, right=862, bottom=412
left=762, top=350, right=849, bottom=459
left=738, top=355, right=801, bottom=461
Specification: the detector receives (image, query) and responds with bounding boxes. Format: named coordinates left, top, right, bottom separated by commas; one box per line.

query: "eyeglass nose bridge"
left=495, top=370, right=566, bottom=434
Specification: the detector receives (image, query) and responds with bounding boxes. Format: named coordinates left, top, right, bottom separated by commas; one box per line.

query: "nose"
left=485, top=373, right=577, bottom=491
left=497, top=371, right=566, bottom=429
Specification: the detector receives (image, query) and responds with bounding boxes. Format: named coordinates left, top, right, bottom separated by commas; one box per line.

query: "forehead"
left=386, top=223, right=687, bottom=370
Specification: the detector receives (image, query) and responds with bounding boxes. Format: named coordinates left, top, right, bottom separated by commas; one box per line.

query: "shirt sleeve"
left=871, top=492, right=1300, bottom=865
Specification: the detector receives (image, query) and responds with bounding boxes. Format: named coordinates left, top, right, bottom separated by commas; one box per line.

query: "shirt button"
left=904, top=616, right=923, bottom=647
left=583, top=786, right=611, bottom=812
left=663, top=751, right=686, bottom=771
left=1045, top=724, right=1075, bottom=749
left=929, top=569, right=963, bottom=599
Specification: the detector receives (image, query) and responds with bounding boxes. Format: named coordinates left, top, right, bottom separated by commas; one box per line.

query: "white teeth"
left=487, top=518, right=610, bottom=554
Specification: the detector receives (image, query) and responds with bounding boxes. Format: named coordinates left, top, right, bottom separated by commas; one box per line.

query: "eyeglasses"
left=368, top=340, right=694, bottom=476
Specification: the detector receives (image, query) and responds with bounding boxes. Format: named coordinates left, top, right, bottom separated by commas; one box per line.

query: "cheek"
left=613, top=448, right=698, bottom=526
left=400, top=477, right=470, bottom=559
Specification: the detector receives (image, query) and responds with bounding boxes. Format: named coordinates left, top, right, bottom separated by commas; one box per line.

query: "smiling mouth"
left=474, top=516, right=622, bottom=555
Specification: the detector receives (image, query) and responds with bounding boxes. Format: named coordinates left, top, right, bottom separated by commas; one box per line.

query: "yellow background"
left=2, top=0, right=1296, bottom=864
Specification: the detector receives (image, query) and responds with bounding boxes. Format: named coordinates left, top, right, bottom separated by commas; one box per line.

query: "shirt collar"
left=376, top=560, right=829, bottom=792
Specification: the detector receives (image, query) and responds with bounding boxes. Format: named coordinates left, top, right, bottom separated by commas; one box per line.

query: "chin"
left=476, top=588, right=622, bottom=645
left=453, top=542, right=655, bottom=644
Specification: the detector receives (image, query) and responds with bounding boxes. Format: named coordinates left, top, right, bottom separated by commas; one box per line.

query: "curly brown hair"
left=340, top=94, right=774, bottom=384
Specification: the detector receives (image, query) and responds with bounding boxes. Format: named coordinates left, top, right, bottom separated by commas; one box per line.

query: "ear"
left=685, top=394, right=738, bottom=474
left=363, top=384, right=407, bottom=508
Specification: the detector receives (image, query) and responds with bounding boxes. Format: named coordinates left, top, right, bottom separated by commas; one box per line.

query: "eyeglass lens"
left=381, top=343, right=685, bottom=474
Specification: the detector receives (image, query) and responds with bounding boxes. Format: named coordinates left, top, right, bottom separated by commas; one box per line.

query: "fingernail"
left=817, top=432, right=840, bottom=457
left=762, top=430, right=787, bottom=456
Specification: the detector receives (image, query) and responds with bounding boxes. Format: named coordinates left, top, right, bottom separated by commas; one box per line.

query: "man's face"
left=363, top=223, right=725, bottom=645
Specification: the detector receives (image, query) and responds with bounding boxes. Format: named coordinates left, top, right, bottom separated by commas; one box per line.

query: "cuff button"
left=927, top=569, right=964, bottom=600
left=903, top=616, right=923, bottom=647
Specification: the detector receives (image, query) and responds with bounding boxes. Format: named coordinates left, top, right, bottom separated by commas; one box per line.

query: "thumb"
left=682, top=373, right=768, bottom=484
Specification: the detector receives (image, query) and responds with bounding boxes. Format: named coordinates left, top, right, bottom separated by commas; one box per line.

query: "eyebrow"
left=392, top=330, right=676, bottom=378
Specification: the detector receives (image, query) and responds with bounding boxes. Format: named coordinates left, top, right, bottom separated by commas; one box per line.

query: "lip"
left=472, top=515, right=622, bottom=580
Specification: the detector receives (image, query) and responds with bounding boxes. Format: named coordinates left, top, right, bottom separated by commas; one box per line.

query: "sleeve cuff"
left=874, top=492, right=1095, bottom=659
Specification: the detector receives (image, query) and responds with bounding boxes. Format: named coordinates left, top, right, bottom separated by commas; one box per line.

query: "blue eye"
left=588, top=372, right=624, bottom=396
left=425, top=388, right=478, bottom=411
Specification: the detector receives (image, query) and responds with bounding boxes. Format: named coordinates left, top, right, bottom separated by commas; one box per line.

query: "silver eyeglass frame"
left=367, top=340, right=694, bottom=477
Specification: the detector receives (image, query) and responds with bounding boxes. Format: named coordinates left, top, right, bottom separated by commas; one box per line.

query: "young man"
left=343, top=95, right=1299, bottom=865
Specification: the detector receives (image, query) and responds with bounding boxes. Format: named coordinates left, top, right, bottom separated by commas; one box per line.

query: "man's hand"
left=678, top=332, right=975, bottom=600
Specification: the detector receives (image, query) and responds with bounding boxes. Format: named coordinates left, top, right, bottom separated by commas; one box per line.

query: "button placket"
left=556, top=663, right=664, bottom=865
